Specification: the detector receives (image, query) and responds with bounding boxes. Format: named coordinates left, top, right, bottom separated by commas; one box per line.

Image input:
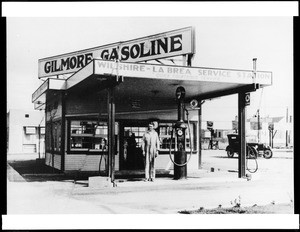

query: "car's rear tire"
left=263, top=149, right=273, bottom=159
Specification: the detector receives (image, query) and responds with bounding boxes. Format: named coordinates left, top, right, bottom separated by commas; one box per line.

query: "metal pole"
left=198, top=104, right=202, bottom=169
left=107, top=90, right=111, bottom=178
left=111, top=88, right=115, bottom=182
left=253, top=58, right=257, bottom=85
left=38, top=125, right=41, bottom=159
left=107, top=86, right=116, bottom=183
left=257, top=109, right=260, bottom=143
left=269, top=129, right=272, bottom=147
left=253, top=58, right=260, bottom=144
left=238, top=92, right=246, bottom=178
left=286, top=107, right=288, bottom=147
left=272, top=130, right=274, bottom=148
left=182, top=55, right=187, bottom=66
left=271, top=130, right=273, bottom=148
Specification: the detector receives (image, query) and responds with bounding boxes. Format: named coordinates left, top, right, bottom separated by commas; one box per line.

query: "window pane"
left=25, top=127, right=36, bottom=134
left=70, top=120, right=108, bottom=151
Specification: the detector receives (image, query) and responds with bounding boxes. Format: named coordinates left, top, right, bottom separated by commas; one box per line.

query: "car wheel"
left=263, top=149, right=273, bottom=159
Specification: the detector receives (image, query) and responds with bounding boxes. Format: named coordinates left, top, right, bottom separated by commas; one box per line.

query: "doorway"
left=120, top=122, right=147, bottom=170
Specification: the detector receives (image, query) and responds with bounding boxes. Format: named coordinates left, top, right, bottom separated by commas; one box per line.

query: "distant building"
left=7, top=109, right=45, bottom=155
left=246, top=115, right=293, bottom=148
left=200, top=120, right=234, bottom=150
left=202, top=114, right=293, bottom=149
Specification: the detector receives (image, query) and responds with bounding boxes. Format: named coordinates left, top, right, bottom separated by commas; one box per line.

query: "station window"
left=159, top=122, right=197, bottom=152
left=69, top=120, right=108, bottom=152
left=159, top=123, right=176, bottom=150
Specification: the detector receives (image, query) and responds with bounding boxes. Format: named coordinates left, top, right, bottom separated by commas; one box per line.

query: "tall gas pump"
left=174, top=86, right=188, bottom=180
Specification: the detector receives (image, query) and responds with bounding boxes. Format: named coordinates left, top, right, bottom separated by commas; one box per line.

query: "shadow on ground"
left=7, top=159, right=172, bottom=182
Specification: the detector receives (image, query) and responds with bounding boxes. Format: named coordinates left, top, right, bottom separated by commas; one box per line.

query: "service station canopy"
left=32, top=59, right=272, bottom=112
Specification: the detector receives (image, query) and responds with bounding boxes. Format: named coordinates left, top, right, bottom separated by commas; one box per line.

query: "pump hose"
left=246, top=145, right=258, bottom=173
left=98, top=145, right=107, bottom=175
left=168, top=110, right=193, bottom=167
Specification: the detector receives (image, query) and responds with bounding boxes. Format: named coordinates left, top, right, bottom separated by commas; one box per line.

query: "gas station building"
left=32, top=27, right=272, bottom=181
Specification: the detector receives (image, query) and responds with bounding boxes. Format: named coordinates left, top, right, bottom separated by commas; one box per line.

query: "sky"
left=5, top=3, right=295, bottom=124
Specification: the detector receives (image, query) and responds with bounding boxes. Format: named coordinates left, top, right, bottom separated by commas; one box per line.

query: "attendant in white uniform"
left=142, top=122, right=160, bottom=182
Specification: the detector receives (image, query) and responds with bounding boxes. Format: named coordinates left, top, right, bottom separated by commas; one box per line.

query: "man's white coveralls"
left=142, top=129, right=160, bottom=181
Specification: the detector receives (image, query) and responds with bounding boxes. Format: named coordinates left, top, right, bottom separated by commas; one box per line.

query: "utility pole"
left=252, top=58, right=261, bottom=144
left=257, top=109, right=260, bottom=143
left=253, top=58, right=257, bottom=85
left=286, top=107, right=288, bottom=147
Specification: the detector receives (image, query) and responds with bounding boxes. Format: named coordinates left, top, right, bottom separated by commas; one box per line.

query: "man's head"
left=148, top=122, right=155, bottom=131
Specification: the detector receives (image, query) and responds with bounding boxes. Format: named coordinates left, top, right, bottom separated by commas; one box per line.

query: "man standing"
left=142, top=122, right=160, bottom=182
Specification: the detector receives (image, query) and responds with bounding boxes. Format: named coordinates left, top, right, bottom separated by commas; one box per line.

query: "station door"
left=120, top=125, right=147, bottom=170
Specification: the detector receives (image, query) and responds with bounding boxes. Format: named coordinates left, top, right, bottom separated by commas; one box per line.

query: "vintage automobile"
left=247, top=142, right=273, bottom=159
left=226, top=134, right=273, bottom=159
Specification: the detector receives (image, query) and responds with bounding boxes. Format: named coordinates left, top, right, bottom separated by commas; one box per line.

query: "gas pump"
left=167, top=87, right=194, bottom=179
left=173, top=86, right=188, bottom=179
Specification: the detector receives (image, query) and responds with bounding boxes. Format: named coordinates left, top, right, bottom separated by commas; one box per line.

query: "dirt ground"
left=7, top=150, right=294, bottom=215
left=179, top=203, right=294, bottom=214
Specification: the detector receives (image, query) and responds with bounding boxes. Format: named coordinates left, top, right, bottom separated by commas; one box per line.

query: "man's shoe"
left=150, top=178, right=154, bottom=182
left=144, top=178, right=149, bottom=182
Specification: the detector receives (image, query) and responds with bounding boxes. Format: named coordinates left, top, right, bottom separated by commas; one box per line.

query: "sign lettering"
left=43, top=53, right=93, bottom=74
left=94, top=60, right=273, bottom=85
left=38, top=27, right=195, bottom=78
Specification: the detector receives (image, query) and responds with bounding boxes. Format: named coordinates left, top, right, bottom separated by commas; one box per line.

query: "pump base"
left=88, top=176, right=114, bottom=188
left=173, top=151, right=187, bottom=180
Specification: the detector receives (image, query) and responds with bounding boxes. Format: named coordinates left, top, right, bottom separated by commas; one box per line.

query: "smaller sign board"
left=245, top=92, right=250, bottom=106
left=207, top=121, right=214, bottom=130
left=94, top=60, right=273, bottom=85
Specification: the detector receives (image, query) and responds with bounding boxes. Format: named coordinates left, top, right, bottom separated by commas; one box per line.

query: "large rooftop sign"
left=38, top=27, right=195, bottom=78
